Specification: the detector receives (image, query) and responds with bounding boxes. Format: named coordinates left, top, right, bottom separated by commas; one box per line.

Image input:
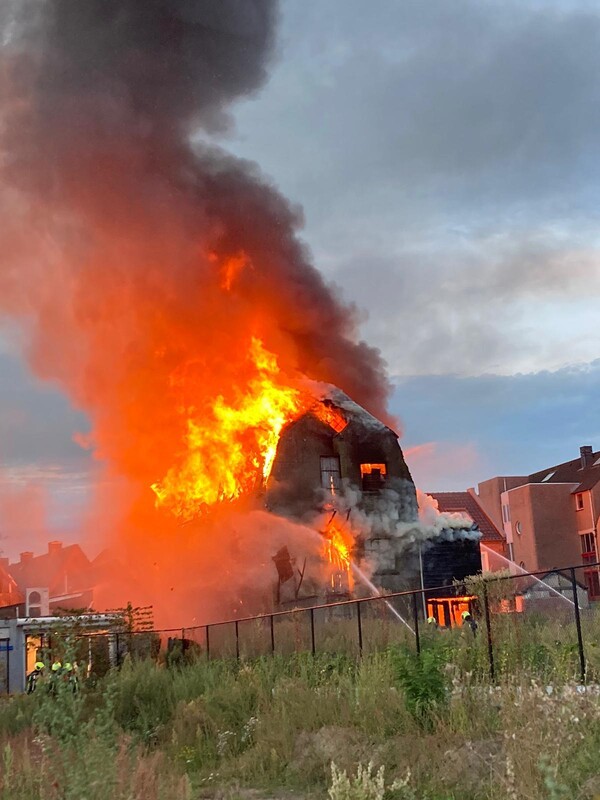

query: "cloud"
left=233, top=0, right=600, bottom=222
left=404, top=441, right=483, bottom=491
left=333, top=232, right=600, bottom=376
left=0, top=352, right=90, bottom=463
left=394, top=359, right=600, bottom=489
left=228, top=0, right=600, bottom=376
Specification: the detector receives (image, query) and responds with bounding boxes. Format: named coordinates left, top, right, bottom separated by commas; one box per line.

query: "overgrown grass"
left=198, top=600, right=600, bottom=686
left=2, top=642, right=600, bottom=799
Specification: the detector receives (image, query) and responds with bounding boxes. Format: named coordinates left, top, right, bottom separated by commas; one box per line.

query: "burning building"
left=263, top=387, right=481, bottom=606
left=266, top=388, right=416, bottom=521
left=0, top=1, right=481, bottom=625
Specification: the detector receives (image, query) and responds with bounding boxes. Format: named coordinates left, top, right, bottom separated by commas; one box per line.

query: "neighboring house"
left=474, top=445, right=600, bottom=598
left=428, top=491, right=507, bottom=568
left=6, top=541, right=95, bottom=614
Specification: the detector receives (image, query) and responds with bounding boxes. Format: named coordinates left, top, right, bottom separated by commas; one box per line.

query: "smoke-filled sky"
left=1, top=0, right=600, bottom=557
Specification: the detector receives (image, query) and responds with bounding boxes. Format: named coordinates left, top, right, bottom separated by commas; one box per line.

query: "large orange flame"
left=151, top=335, right=354, bottom=522
left=322, top=517, right=355, bottom=591
left=151, top=338, right=314, bottom=520
left=151, top=334, right=357, bottom=594
left=316, top=402, right=348, bottom=434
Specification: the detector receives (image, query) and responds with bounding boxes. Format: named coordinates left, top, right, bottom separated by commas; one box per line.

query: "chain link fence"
left=73, top=560, right=600, bottom=683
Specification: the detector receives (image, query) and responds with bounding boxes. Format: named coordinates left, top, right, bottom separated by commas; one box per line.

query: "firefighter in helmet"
left=63, top=661, right=79, bottom=693
left=48, top=658, right=63, bottom=694
left=26, top=660, right=45, bottom=694
left=461, top=610, right=477, bottom=635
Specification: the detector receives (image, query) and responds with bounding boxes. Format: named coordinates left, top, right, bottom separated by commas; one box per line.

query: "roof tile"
left=528, top=450, right=600, bottom=493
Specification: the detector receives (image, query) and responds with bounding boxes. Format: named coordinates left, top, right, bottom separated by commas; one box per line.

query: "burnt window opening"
left=320, top=456, right=342, bottom=494
left=360, top=463, right=387, bottom=493
left=576, top=493, right=585, bottom=511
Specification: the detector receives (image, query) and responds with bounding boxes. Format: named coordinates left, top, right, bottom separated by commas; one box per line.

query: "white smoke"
left=314, top=484, right=481, bottom=579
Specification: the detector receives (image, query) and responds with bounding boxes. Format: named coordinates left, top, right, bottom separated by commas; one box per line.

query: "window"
left=515, top=521, right=523, bottom=536
left=502, top=504, right=511, bottom=523
left=320, top=456, right=341, bottom=494
left=360, top=463, right=387, bottom=492
left=581, top=532, right=596, bottom=561
left=27, top=590, right=41, bottom=618
left=541, top=471, right=555, bottom=482
left=576, top=493, right=585, bottom=511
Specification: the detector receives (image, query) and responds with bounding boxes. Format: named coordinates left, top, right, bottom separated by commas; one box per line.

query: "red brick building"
left=474, top=445, right=600, bottom=597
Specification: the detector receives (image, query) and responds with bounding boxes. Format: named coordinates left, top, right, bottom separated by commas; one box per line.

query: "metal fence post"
left=115, top=632, right=120, bottom=667
left=270, top=615, right=275, bottom=655
left=412, top=592, right=421, bottom=655
left=235, top=621, right=240, bottom=660
left=570, top=567, right=586, bottom=683
left=205, top=625, right=210, bottom=660
left=482, top=581, right=495, bottom=682
left=356, top=601, right=363, bottom=656
left=309, top=608, right=316, bottom=655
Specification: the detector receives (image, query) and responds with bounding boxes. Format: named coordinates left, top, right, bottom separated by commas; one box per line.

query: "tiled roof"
left=428, top=492, right=505, bottom=542
left=8, top=544, right=92, bottom=597
left=528, top=450, right=600, bottom=493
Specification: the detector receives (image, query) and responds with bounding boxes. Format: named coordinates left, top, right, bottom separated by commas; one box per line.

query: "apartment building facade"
left=474, top=445, right=600, bottom=598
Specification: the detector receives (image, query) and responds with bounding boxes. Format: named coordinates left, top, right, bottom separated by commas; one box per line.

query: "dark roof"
left=528, top=449, right=600, bottom=493
left=9, top=544, right=92, bottom=598
left=428, top=492, right=505, bottom=542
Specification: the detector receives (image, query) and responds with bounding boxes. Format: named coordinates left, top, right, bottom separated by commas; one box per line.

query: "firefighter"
left=63, top=661, right=79, bottom=693
left=426, top=616, right=438, bottom=628
left=26, top=661, right=45, bottom=694
left=461, top=610, right=477, bottom=635
left=48, top=658, right=63, bottom=695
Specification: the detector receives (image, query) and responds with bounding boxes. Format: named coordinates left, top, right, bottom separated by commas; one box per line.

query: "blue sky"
left=1, top=0, right=600, bottom=555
